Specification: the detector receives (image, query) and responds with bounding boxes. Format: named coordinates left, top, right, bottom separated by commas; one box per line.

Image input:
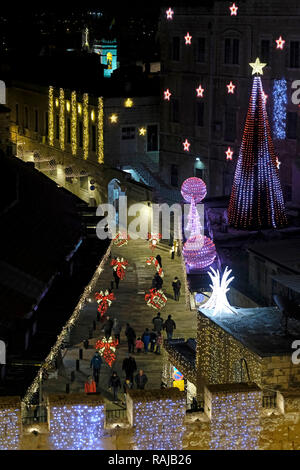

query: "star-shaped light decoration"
left=276, top=36, right=285, bottom=50
left=227, top=81, right=236, bottom=94
left=166, top=7, right=174, bottom=20
left=139, top=127, right=146, bottom=136
left=226, top=147, right=233, bottom=160
left=249, top=57, right=267, bottom=75
left=275, top=157, right=281, bottom=169
left=110, top=114, right=118, bottom=123
left=164, top=88, right=172, bottom=101
left=185, top=32, right=192, bottom=45
left=124, top=98, right=133, bottom=108
left=196, top=85, right=204, bottom=97
left=183, top=139, right=191, bottom=152
left=229, top=3, right=238, bottom=15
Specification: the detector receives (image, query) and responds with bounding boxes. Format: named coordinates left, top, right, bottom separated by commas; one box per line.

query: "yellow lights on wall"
left=97, top=97, right=104, bottom=164
left=48, top=86, right=54, bottom=147
left=83, top=93, right=89, bottom=160
left=91, top=109, right=95, bottom=121
left=78, top=103, right=82, bottom=115
left=66, top=101, right=70, bottom=112
left=139, top=127, right=146, bottom=136
left=71, top=91, right=77, bottom=156
left=124, top=98, right=133, bottom=108
left=110, top=114, right=118, bottom=123
left=59, top=88, right=65, bottom=151
left=55, top=98, right=59, bottom=107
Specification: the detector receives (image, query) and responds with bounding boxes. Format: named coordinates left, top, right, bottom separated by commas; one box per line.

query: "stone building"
left=158, top=0, right=300, bottom=203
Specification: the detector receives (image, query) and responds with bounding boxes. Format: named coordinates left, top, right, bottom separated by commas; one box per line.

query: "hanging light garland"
left=113, top=231, right=130, bottom=247
left=148, top=232, right=162, bottom=251
left=145, top=288, right=167, bottom=310
left=95, top=336, right=119, bottom=367
left=146, top=256, right=164, bottom=277
left=110, top=257, right=129, bottom=280
left=95, top=289, right=116, bottom=317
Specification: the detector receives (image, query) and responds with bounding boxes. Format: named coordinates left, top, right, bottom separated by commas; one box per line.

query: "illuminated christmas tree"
left=228, top=59, right=287, bottom=230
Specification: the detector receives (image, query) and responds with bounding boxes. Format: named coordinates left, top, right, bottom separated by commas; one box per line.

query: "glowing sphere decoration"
left=181, top=177, right=207, bottom=203
left=182, top=235, right=216, bottom=269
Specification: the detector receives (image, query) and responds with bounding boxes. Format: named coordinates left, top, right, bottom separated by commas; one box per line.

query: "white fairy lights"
left=0, top=407, right=21, bottom=450
left=201, top=266, right=235, bottom=316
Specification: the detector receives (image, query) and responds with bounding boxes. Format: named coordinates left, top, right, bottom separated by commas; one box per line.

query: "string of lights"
left=273, top=79, right=287, bottom=140
left=0, top=407, right=21, bottom=450
left=48, top=86, right=54, bottom=147
left=59, top=88, right=65, bottom=151
left=71, top=91, right=77, bottom=155
left=97, top=97, right=104, bottom=163
left=83, top=93, right=89, bottom=160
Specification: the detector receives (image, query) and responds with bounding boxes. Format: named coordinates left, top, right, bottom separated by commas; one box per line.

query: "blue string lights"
left=273, top=79, right=287, bottom=140
left=0, top=408, right=20, bottom=450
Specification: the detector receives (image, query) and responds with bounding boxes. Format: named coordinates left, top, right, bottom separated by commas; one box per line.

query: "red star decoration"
left=185, top=32, right=192, bottom=45
left=166, top=7, right=174, bottom=20
left=226, top=147, right=233, bottom=160
left=196, top=85, right=204, bottom=97
left=227, top=81, right=236, bottom=94
left=183, top=139, right=191, bottom=152
left=164, top=88, right=172, bottom=101
left=276, top=36, right=285, bottom=50
left=230, top=3, right=238, bottom=15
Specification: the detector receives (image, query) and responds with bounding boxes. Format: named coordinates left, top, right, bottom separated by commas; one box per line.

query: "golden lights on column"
left=83, top=93, right=89, bottom=160
left=71, top=91, right=77, bottom=156
left=97, top=97, right=104, bottom=164
left=48, top=86, right=54, bottom=146
left=59, top=88, right=65, bottom=151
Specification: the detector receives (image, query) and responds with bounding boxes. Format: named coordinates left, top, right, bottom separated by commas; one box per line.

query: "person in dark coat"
left=103, top=316, right=114, bottom=339
left=125, top=323, right=136, bottom=353
left=122, top=354, right=137, bottom=382
left=113, top=269, right=120, bottom=289
left=152, top=312, right=164, bottom=333
left=141, top=328, right=151, bottom=353
left=153, top=272, right=163, bottom=290
left=108, top=371, right=121, bottom=402
left=172, top=277, right=181, bottom=301
left=122, top=378, right=133, bottom=405
left=149, top=329, right=157, bottom=352
left=163, top=314, right=176, bottom=341
left=155, top=254, right=162, bottom=268
left=135, top=370, right=148, bottom=390
left=112, top=317, right=122, bottom=344
left=90, top=351, right=102, bottom=384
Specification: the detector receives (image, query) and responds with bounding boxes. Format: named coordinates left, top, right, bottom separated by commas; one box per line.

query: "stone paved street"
left=42, top=239, right=197, bottom=409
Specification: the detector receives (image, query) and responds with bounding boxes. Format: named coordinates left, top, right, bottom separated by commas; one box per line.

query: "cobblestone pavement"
left=42, top=239, right=197, bottom=409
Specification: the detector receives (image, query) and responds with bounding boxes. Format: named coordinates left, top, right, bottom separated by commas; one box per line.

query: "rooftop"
left=248, top=239, right=300, bottom=274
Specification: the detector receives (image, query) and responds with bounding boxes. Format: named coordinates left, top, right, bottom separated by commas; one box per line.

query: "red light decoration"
left=276, top=36, right=285, bottom=50
left=183, top=139, right=191, bottom=152
left=226, top=147, right=233, bottom=160
left=111, top=257, right=129, bottom=280
left=146, top=256, right=164, bottom=277
left=181, top=176, right=207, bottom=203
left=229, top=3, right=238, bottom=15
left=166, top=7, right=174, bottom=20
left=164, top=88, right=172, bottom=101
left=95, top=336, right=118, bottom=367
left=145, top=288, right=167, bottom=310
left=147, top=232, right=162, bottom=251
left=228, top=76, right=287, bottom=229
left=94, top=290, right=116, bottom=317
left=184, top=32, right=192, bottom=45
left=196, top=85, right=204, bottom=97
left=113, top=231, right=130, bottom=247
left=227, top=81, right=236, bottom=94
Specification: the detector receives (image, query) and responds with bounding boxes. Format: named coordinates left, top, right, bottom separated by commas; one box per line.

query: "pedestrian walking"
left=122, top=378, right=133, bottom=405
left=153, top=272, right=163, bottom=290
left=122, top=354, right=137, bottom=383
left=108, top=371, right=121, bottom=402
left=90, top=351, right=102, bottom=384
left=172, top=277, right=181, bottom=301
left=135, top=337, right=143, bottom=353
left=85, top=376, right=96, bottom=394
left=170, top=245, right=175, bottom=260
left=155, top=254, right=162, bottom=268
left=113, top=269, right=120, bottom=289
left=155, top=332, right=163, bottom=354
left=125, top=323, right=136, bottom=353
left=149, top=329, right=157, bottom=352
left=103, top=315, right=114, bottom=339
left=141, top=328, right=151, bottom=353
left=135, top=370, right=148, bottom=390
left=112, top=317, right=122, bottom=344
left=152, top=312, right=164, bottom=333
left=163, top=314, right=176, bottom=341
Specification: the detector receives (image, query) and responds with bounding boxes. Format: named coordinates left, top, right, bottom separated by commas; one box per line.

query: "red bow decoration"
left=111, top=257, right=129, bottom=280
left=113, top=232, right=130, bottom=247
left=147, top=232, right=162, bottom=252
left=145, top=288, right=167, bottom=310
left=95, top=336, right=119, bottom=367
left=146, top=256, right=164, bottom=277
left=94, top=290, right=116, bottom=317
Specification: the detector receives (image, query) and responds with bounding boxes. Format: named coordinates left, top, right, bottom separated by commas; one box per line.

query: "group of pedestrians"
left=108, top=354, right=148, bottom=403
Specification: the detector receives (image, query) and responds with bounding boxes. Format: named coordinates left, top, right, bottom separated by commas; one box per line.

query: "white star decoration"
left=230, top=3, right=238, bottom=15
left=185, top=32, right=192, bottom=45
left=183, top=139, right=191, bottom=151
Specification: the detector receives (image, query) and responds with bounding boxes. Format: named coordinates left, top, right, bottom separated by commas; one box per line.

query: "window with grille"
left=224, top=109, right=236, bottom=142
left=121, top=127, right=135, bottom=140
left=261, top=40, right=270, bottom=63
left=290, top=41, right=300, bottom=68
left=197, top=38, right=206, bottom=63
left=172, top=36, right=180, bottom=61
left=147, top=125, right=158, bottom=151
left=287, top=112, right=297, bottom=139
left=197, top=102, right=204, bottom=127
left=224, top=38, right=239, bottom=64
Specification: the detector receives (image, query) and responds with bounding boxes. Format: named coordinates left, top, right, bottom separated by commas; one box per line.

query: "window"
left=171, top=164, right=178, bottom=187
left=34, top=109, right=38, bottom=132
left=224, top=38, right=239, bottom=65
left=79, top=121, right=83, bottom=147
left=55, top=114, right=59, bottom=140
left=261, top=40, right=270, bottom=63
left=287, top=112, right=297, bottom=139
left=80, top=176, right=89, bottom=190
left=197, top=38, right=206, bottom=63
left=172, top=36, right=180, bottom=61
left=67, top=118, right=71, bottom=144
left=290, top=41, right=300, bottom=68
left=15, top=104, right=19, bottom=125
left=195, top=168, right=203, bottom=179
left=91, top=124, right=96, bottom=151
left=24, top=106, right=29, bottom=129
left=121, top=127, right=135, bottom=140
left=147, top=125, right=158, bottom=152
left=171, top=99, right=179, bottom=123
left=196, top=102, right=204, bottom=127
left=224, top=109, right=236, bottom=142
